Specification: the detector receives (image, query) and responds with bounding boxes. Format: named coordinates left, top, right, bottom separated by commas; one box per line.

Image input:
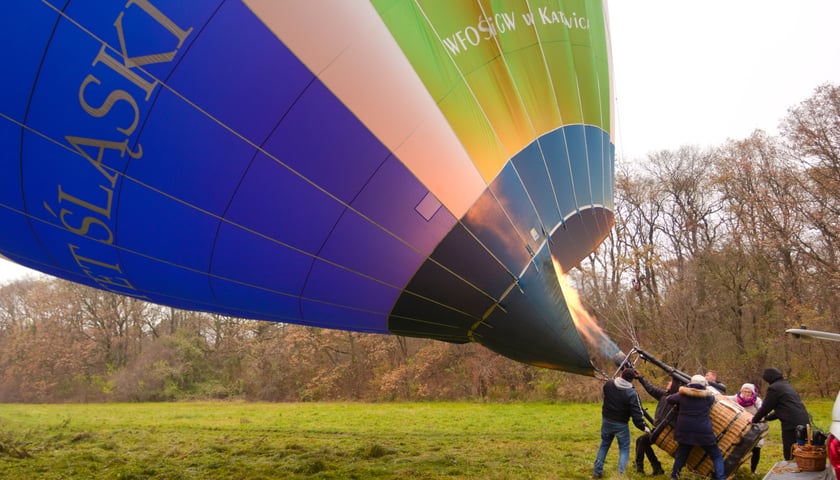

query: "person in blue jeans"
left=592, top=368, right=647, bottom=479
left=666, top=374, right=726, bottom=480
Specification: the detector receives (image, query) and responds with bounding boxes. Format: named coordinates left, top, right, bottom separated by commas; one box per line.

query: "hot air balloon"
left=0, top=0, right=615, bottom=375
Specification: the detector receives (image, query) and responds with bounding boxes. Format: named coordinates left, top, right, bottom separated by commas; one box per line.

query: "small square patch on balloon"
left=415, top=192, right=442, bottom=221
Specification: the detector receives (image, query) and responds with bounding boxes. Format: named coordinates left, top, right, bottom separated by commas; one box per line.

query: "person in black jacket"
left=751, top=367, right=811, bottom=460
left=666, top=374, right=726, bottom=480
left=634, top=375, right=683, bottom=475
left=592, top=368, right=647, bottom=479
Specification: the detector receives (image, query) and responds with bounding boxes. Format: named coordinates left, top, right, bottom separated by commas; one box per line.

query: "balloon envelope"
left=0, top=0, right=614, bottom=375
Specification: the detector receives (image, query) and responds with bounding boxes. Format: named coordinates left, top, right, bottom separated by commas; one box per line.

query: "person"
left=592, top=368, right=647, bottom=479
left=726, top=383, right=764, bottom=474
left=705, top=370, right=727, bottom=393
left=666, top=374, right=726, bottom=480
left=751, top=367, right=810, bottom=460
left=634, top=374, right=682, bottom=475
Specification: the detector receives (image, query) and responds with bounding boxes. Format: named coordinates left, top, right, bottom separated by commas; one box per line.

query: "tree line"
left=0, top=83, right=837, bottom=404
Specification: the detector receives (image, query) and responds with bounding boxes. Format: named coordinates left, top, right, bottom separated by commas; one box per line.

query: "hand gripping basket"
left=792, top=425, right=827, bottom=472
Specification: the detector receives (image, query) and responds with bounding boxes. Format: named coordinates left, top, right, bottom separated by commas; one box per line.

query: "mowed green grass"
left=0, top=400, right=834, bottom=479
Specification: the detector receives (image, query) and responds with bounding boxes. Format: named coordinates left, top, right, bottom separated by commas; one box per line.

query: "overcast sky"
left=3, top=1, right=840, bottom=285
left=607, top=0, right=840, bottom=160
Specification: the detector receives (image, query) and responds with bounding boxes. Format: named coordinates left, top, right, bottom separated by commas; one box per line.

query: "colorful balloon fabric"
left=0, top=1, right=614, bottom=374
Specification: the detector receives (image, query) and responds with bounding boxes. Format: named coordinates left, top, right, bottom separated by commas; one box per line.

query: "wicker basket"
left=792, top=426, right=827, bottom=472
left=652, top=396, right=769, bottom=477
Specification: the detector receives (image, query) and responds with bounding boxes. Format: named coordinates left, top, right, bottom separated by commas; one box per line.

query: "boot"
left=635, top=462, right=645, bottom=474
left=650, top=464, right=665, bottom=476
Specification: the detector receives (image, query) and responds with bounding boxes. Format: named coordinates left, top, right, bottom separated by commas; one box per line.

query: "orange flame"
left=552, top=256, right=619, bottom=359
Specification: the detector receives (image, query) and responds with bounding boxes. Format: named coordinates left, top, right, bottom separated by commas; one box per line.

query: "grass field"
left=0, top=399, right=834, bottom=479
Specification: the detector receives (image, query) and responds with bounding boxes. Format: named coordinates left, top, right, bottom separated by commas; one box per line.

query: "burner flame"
left=552, top=257, right=621, bottom=365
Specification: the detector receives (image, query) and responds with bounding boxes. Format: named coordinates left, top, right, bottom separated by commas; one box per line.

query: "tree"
left=781, top=83, right=840, bottom=333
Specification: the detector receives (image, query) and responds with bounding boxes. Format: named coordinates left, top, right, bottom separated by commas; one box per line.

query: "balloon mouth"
left=388, top=206, right=617, bottom=375
left=466, top=207, right=619, bottom=375
left=548, top=207, right=614, bottom=273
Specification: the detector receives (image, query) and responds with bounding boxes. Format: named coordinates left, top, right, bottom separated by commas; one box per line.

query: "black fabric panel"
left=474, top=248, right=593, bottom=374
left=430, top=222, right=515, bottom=299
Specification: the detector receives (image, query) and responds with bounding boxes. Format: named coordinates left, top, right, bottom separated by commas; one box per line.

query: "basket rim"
left=792, top=443, right=827, bottom=465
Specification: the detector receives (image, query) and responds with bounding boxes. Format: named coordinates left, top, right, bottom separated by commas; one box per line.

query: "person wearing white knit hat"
left=666, top=374, right=726, bottom=479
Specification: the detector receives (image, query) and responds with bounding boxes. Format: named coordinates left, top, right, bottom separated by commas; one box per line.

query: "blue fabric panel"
left=126, top=89, right=254, bottom=216
left=303, top=258, right=400, bottom=319
left=490, top=162, right=544, bottom=251
left=24, top=22, right=138, bottom=167
left=21, top=132, right=125, bottom=274
left=541, top=131, right=577, bottom=218
left=301, top=300, right=387, bottom=333
left=167, top=1, right=311, bottom=146
left=117, top=178, right=218, bottom=271
left=587, top=126, right=607, bottom=207
left=0, top=1, right=55, bottom=122
left=564, top=125, right=592, bottom=210
left=261, top=80, right=389, bottom=205
left=320, top=209, right=425, bottom=289
left=118, top=249, right=216, bottom=306
left=0, top=210, right=41, bottom=272
left=212, top=220, right=313, bottom=297
left=225, top=152, right=345, bottom=255
left=0, top=122, right=23, bottom=215
left=212, top=280, right=301, bottom=323
left=512, top=142, right=562, bottom=231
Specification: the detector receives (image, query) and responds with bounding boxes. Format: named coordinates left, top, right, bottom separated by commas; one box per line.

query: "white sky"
left=607, top=0, right=840, bottom=160
left=0, top=258, right=41, bottom=285
left=3, top=1, right=840, bottom=285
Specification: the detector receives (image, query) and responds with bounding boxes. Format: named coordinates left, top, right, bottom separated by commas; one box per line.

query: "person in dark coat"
left=666, top=374, right=726, bottom=480
left=634, top=375, right=683, bottom=475
left=751, top=367, right=811, bottom=460
left=592, top=368, right=647, bottom=479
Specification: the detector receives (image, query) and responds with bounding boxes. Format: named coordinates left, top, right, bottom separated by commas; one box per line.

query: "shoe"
left=592, top=474, right=602, bottom=479
left=651, top=466, right=665, bottom=475
left=636, top=465, right=645, bottom=474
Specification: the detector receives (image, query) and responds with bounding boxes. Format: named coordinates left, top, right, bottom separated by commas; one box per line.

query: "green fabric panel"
left=371, top=0, right=611, bottom=179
